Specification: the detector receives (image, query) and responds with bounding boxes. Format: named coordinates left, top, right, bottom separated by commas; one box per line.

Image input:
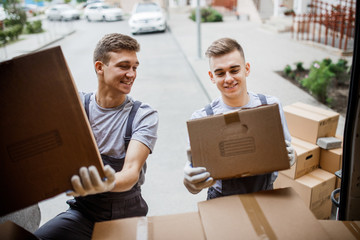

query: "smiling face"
left=96, top=50, right=139, bottom=96
left=208, top=49, right=250, bottom=106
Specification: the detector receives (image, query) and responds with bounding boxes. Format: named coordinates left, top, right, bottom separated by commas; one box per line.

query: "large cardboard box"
left=187, top=104, right=289, bottom=180
left=284, top=102, right=339, bottom=144
left=92, top=212, right=206, bottom=240
left=197, top=188, right=330, bottom=240
left=0, top=221, right=39, bottom=240
left=280, top=137, right=320, bottom=179
left=0, top=47, right=104, bottom=216
left=319, top=220, right=360, bottom=240
left=93, top=188, right=330, bottom=239
left=274, top=169, right=336, bottom=219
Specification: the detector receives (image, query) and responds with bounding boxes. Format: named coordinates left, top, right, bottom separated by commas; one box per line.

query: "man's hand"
left=66, top=165, right=116, bottom=197
left=286, top=140, right=297, bottom=167
left=183, top=149, right=214, bottom=194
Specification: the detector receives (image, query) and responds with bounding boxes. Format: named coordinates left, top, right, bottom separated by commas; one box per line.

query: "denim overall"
left=205, top=94, right=274, bottom=200
left=67, top=93, right=148, bottom=222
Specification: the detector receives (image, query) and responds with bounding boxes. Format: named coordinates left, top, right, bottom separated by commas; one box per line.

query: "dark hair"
left=205, top=38, right=245, bottom=61
left=93, top=33, right=140, bottom=64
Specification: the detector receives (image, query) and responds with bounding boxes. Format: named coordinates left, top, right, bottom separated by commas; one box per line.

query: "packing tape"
left=239, top=195, right=277, bottom=240
left=224, top=111, right=240, bottom=125
left=343, top=221, right=360, bottom=239
left=136, top=217, right=152, bottom=240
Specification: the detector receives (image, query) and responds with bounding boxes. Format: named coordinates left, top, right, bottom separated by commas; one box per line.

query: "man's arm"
left=111, top=139, right=150, bottom=192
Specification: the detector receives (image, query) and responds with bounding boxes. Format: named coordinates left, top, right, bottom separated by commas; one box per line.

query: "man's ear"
left=95, top=61, right=104, bottom=74
left=245, top=62, right=250, bottom=77
left=208, top=71, right=215, bottom=84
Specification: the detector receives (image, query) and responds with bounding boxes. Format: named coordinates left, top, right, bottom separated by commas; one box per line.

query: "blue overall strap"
left=124, top=101, right=142, bottom=150
left=84, top=92, right=93, bottom=119
left=258, top=93, right=267, bottom=105
left=205, top=104, right=214, bottom=116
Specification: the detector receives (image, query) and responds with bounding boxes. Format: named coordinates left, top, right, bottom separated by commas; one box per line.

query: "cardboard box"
left=93, top=188, right=330, bottom=239
left=319, top=220, right=360, bottom=240
left=320, top=147, right=343, bottom=174
left=187, top=104, right=289, bottom=180
left=280, top=137, right=320, bottom=179
left=284, top=102, right=339, bottom=144
left=92, top=212, right=206, bottom=240
left=0, top=47, right=104, bottom=216
left=197, top=188, right=330, bottom=240
left=0, top=221, right=39, bottom=240
left=274, top=169, right=336, bottom=219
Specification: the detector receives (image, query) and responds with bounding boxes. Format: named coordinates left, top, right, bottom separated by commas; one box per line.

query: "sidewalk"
left=167, top=9, right=349, bottom=136
left=0, top=17, right=75, bottom=61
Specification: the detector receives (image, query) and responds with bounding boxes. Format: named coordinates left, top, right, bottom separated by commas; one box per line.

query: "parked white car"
left=0, top=7, right=6, bottom=21
left=128, top=2, right=167, bottom=35
left=84, top=3, right=123, bottom=22
left=45, top=4, right=80, bottom=21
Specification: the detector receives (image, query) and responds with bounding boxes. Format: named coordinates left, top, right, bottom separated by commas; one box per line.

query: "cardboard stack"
left=274, top=102, right=342, bottom=219
left=91, top=188, right=331, bottom=240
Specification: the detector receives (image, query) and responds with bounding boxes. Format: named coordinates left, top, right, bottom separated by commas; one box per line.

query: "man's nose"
left=126, top=69, right=136, bottom=77
left=224, top=72, right=233, bottom=82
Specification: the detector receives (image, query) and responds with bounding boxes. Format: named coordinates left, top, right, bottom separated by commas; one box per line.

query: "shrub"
left=25, top=20, right=43, bottom=34
left=301, top=60, right=335, bottom=103
left=189, top=7, right=223, bottom=22
left=283, top=64, right=292, bottom=76
left=295, top=62, right=305, bottom=71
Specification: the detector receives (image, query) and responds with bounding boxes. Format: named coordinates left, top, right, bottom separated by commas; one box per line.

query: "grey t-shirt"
left=190, top=91, right=291, bottom=193
left=80, top=92, right=159, bottom=159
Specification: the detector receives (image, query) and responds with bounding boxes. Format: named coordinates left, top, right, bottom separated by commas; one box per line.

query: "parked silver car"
left=128, top=2, right=167, bottom=35
left=45, top=4, right=80, bottom=21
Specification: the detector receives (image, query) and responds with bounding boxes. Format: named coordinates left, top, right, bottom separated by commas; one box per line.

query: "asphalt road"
left=38, top=18, right=209, bottom=226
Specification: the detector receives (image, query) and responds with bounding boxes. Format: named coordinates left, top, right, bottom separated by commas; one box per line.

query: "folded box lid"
left=92, top=212, right=206, bottom=240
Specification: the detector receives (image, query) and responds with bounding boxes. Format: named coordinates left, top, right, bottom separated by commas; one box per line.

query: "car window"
left=135, top=3, right=160, bottom=13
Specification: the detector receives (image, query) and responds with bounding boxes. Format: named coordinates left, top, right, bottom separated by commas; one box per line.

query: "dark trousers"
left=34, top=190, right=148, bottom=240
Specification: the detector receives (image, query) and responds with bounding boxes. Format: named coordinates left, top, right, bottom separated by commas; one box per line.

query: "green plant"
left=189, top=7, right=223, bottom=22
left=295, top=62, right=305, bottom=71
left=25, top=20, right=43, bottom=34
left=301, top=60, right=335, bottom=103
left=283, top=64, right=292, bottom=76
left=328, top=58, right=351, bottom=85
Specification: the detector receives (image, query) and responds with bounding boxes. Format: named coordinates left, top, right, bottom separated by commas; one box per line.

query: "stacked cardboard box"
left=275, top=102, right=342, bottom=220
left=91, top=188, right=331, bottom=239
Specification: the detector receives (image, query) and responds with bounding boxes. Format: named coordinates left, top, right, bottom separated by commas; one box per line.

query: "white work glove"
left=286, top=140, right=297, bottom=167
left=183, top=149, right=214, bottom=194
left=66, top=165, right=116, bottom=197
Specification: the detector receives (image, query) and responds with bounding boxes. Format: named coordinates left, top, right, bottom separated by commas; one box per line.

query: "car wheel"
left=86, top=16, right=91, bottom=22
left=102, top=16, right=106, bottom=22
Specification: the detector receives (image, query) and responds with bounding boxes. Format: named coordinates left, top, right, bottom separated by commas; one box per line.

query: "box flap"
left=198, top=188, right=330, bottom=240
left=0, top=47, right=104, bottom=216
left=319, top=220, right=360, bottom=240
left=296, top=169, right=336, bottom=187
left=187, top=104, right=289, bottom=179
left=92, top=212, right=206, bottom=240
